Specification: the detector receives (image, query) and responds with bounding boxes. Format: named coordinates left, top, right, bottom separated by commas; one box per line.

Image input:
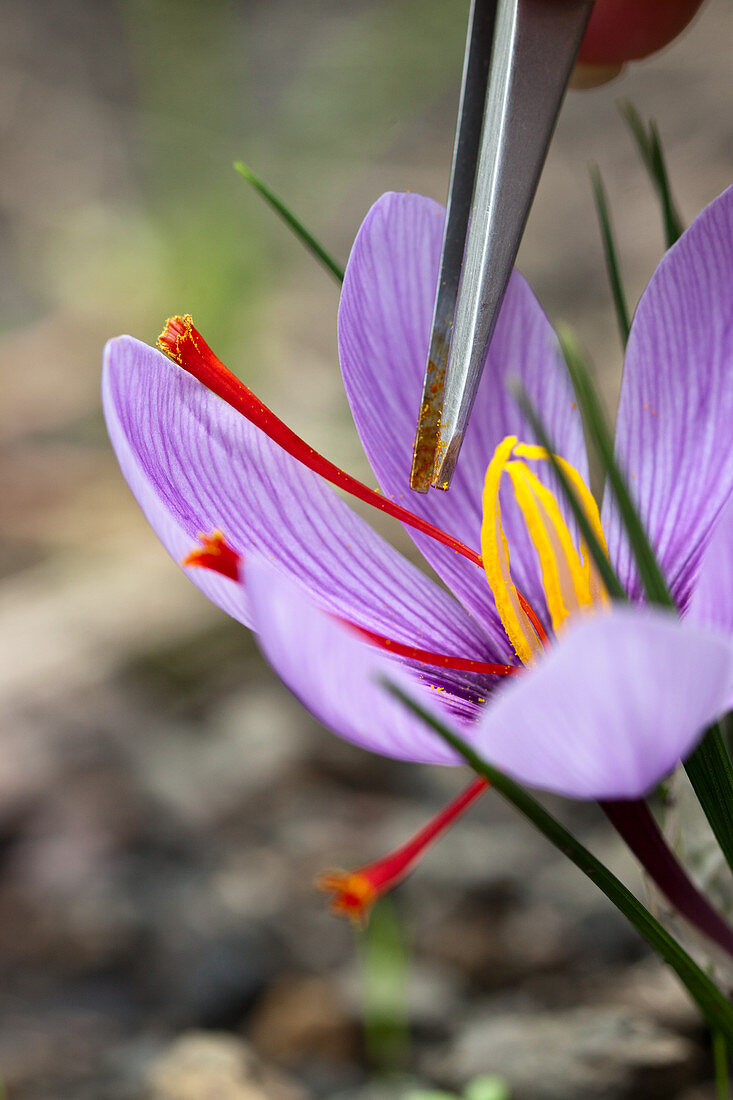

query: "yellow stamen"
left=513, top=445, right=607, bottom=552
left=505, top=462, right=587, bottom=632
left=481, top=437, right=544, bottom=665
left=514, top=444, right=610, bottom=612
left=481, top=437, right=608, bottom=661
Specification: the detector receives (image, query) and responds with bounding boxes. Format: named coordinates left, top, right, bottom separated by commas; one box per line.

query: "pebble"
left=146, top=1031, right=310, bottom=1100
left=426, top=1004, right=699, bottom=1099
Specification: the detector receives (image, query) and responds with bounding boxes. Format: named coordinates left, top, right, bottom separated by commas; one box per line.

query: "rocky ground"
left=1, top=1, right=731, bottom=1097
left=0, top=609, right=720, bottom=1099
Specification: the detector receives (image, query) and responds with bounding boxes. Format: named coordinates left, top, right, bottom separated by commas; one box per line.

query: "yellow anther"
left=514, top=444, right=609, bottom=611
left=505, top=462, right=592, bottom=633
left=481, top=437, right=544, bottom=665
left=481, top=437, right=608, bottom=661
left=513, top=444, right=608, bottom=556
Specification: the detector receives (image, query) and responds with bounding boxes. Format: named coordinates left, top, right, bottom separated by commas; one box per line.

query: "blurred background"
left=1, top=1, right=731, bottom=1097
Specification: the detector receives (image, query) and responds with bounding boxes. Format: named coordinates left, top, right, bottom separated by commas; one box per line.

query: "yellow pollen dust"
left=481, top=436, right=609, bottom=665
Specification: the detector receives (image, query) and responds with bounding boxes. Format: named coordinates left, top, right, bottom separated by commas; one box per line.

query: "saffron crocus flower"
left=103, top=185, right=733, bottom=911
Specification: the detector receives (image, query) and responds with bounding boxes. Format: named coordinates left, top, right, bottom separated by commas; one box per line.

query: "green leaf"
left=713, top=1028, right=731, bottom=1100
left=589, top=165, right=631, bottom=347
left=618, top=101, right=684, bottom=249
left=647, top=120, right=685, bottom=248
left=359, top=896, right=411, bottom=1073
left=382, top=680, right=733, bottom=1047
left=404, top=1092, right=459, bottom=1100
left=684, top=721, right=733, bottom=876
left=234, top=162, right=345, bottom=284
left=618, top=99, right=654, bottom=170
left=464, top=1075, right=512, bottom=1100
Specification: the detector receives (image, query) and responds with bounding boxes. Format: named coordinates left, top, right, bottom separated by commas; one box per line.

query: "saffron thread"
left=318, top=776, right=489, bottom=922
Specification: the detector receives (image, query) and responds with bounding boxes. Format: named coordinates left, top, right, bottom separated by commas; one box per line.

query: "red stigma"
left=516, top=592, right=549, bottom=648
left=318, top=776, right=489, bottom=924
left=347, top=624, right=518, bottom=678
left=164, top=316, right=547, bottom=661
left=158, top=315, right=484, bottom=568
left=181, top=532, right=519, bottom=678
left=158, top=314, right=199, bottom=366
left=182, top=530, right=241, bottom=582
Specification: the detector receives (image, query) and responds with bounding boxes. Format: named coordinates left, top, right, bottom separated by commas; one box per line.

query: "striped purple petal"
left=687, top=491, right=733, bottom=638
left=468, top=607, right=733, bottom=799
left=339, top=191, right=587, bottom=641
left=247, top=556, right=479, bottom=765
left=102, top=335, right=499, bottom=662
left=605, top=185, right=733, bottom=608
left=249, top=561, right=733, bottom=796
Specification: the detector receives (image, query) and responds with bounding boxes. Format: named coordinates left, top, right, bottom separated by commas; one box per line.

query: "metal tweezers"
left=410, top=0, right=594, bottom=493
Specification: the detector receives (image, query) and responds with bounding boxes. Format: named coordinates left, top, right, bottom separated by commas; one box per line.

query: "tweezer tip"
left=409, top=422, right=438, bottom=493
left=431, top=431, right=463, bottom=491
left=409, top=354, right=448, bottom=493
left=409, top=469, right=431, bottom=494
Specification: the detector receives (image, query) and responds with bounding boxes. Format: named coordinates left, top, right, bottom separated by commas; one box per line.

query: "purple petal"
left=248, top=561, right=733, bottom=795
left=247, top=556, right=478, bottom=765
left=687, top=492, right=733, bottom=636
left=469, top=608, right=733, bottom=799
left=605, top=186, right=733, bottom=607
left=338, top=191, right=587, bottom=643
left=102, top=335, right=498, bottom=662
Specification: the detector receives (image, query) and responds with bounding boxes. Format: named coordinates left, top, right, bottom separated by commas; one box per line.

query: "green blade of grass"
left=684, top=721, right=733, bottom=878
left=556, top=326, right=673, bottom=607
left=618, top=102, right=684, bottom=249
left=234, top=161, right=345, bottom=284
left=648, top=120, right=685, bottom=247
left=713, top=1028, right=731, bottom=1100
left=619, top=99, right=654, bottom=170
left=383, top=680, right=733, bottom=1047
left=589, top=165, right=631, bottom=347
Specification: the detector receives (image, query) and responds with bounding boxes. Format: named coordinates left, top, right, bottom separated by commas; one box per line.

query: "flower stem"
left=600, top=799, right=733, bottom=958
left=384, top=678, right=733, bottom=1046
left=359, top=897, right=411, bottom=1074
